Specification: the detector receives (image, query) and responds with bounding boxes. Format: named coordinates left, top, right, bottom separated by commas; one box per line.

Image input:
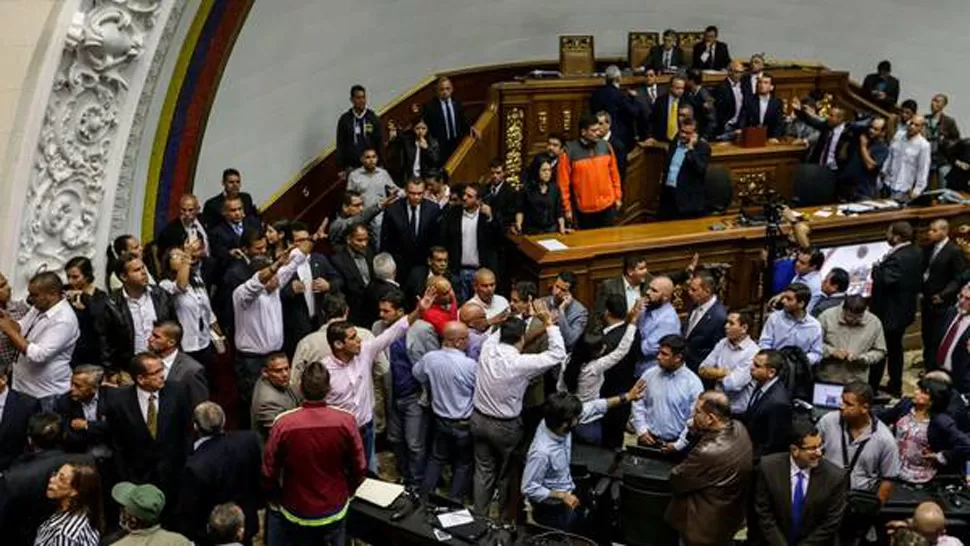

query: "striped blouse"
left=34, top=510, right=100, bottom=546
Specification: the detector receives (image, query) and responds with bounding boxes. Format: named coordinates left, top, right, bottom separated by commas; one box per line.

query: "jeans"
left=422, top=416, right=474, bottom=500
left=235, top=351, right=268, bottom=429
left=573, top=419, right=602, bottom=445
left=265, top=509, right=287, bottom=546
left=387, top=392, right=428, bottom=487
left=533, top=501, right=582, bottom=533
left=278, top=516, right=346, bottom=546
left=38, top=394, right=59, bottom=413
left=359, top=420, right=377, bottom=473
left=470, top=410, right=523, bottom=517
left=457, top=268, right=477, bottom=304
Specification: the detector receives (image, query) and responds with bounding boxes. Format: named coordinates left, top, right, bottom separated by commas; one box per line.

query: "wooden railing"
left=445, top=86, right=501, bottom=183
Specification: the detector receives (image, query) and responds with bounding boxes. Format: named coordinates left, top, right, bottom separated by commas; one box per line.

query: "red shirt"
left=262, top=401, right=366, bottom=523
left=423, top=295, right=458, bottom=335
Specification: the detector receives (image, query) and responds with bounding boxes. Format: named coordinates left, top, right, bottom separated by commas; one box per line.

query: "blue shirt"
left=631, top=365, right=703, bottom=441
left=466, top=330, right=486, bottom=361
left=636, top=302, right=681, bottom=376
left=666, top=143, right=688, bottom=187
left=758, top=310, right=823, bottom=365
left=521, top=399, right=607, bottom=502
left=793, top=270, right=822, bottom=300
left=412, top=347, right=477, bottom=419
left=698, top=336, right=758, bottom=414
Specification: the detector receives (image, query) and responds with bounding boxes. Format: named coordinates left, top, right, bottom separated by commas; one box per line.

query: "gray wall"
left=195, top=0, right=970, bottom=206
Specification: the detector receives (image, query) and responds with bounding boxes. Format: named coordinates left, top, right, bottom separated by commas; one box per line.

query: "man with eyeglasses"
left=752, top=418, right=847, bottom=545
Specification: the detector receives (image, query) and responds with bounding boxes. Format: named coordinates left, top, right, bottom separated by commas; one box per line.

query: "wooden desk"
left=509, top=203, right=970, bottom=314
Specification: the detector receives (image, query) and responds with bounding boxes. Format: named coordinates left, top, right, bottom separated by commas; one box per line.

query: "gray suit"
left=168, top=351, right=209, bottom=410
left=543, top=296, right=588, bottom=351
left=250, top=376, right=301, bottom=442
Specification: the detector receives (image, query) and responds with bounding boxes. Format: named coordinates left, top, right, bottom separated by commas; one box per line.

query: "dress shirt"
left=474, top=325, right=566, bottom=418
left=441, top=99, right=457, bottom=140
left=572, top=324, right=637, bottom=403
left=631, top=365, right=703, bottom=442
left=466, top=329, right=486, bottom=361
left=460, top=208, right=481, bottom=267
left=637, top=302, right=682, bottom=375
left=295, top=260, right=316, bottom=318
left=185, top=219, right=209, bottom=256
left=793, top=270, right=822, bottom=299
left=350, top=248, right=371, bottom=285
left=686, top=296, right=718, bottom=337
left=698, top=336, right=758, bottom=414
left=662, top=48, right=673, bottom=69
left=666, top=142, right=688, bottom=187
left=790, top=457, right=811, bottom=502
left=123, top=289, right=156, bottom=353
left=758, top=96, right=770, bottom=125
left=646, top=84, right=658, bottom=103
left=413, top=347, right=477, bottom=419
left=0, top=387, right=7, bottom=423
left=160, top=349, right=177, bottom=378
left=924, top=237, right=949, bottom=281
left=522, top=399, right=607, bottom=502
left=882, top=133, right=931, bottom=196
left=468, top=294, right=510, bottom=320
left=824, top=124, right=846, bottom=169
left=940, top=313, right=970, bottom=372
left=729, top=81, right=743, bottom=126
left=233, top=248, right=305, bottom=354
left=136, top=387, right=157, bottom=424
left=13, top=298, right=80, bottom=398
left=81, top=393, right=99, bottom=422
left=750, top=376, right=780, bottom=408
left=758, top=310, right=823, bottom=365
left=323, top=315, right=409, bottom=426
left=622, top=277, right=641, bottom=312
left=159, top=279, right=215, bottom=352
left=412, top=143, right=422, bottom=178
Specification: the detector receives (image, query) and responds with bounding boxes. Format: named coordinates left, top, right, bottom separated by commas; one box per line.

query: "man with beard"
left=558, top=113, right=622, bottom=229
left=636, top=276, right=681, bottom=377
left=631, top=334, right=703, bottom=452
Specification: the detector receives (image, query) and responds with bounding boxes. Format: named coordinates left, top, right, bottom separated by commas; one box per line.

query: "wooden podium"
left=739, top=126, right=767, bottom=148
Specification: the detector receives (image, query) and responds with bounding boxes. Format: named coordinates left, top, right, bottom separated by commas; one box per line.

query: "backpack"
left=778, top=346, right=814, bottom=402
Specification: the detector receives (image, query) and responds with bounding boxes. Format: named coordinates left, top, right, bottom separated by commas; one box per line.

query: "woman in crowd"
left=34, top=463, right=103, bottom=546
left=264, top=219, right=291, bottom=262
left=387, top=118, right=441, bottom=185
left=64, top=257, right=113, bottom=369
left=105, top=234, right=155, bottom=291
left=158, top=246, right=224, bottom=368
left=515, top=159, right=568, bottom=235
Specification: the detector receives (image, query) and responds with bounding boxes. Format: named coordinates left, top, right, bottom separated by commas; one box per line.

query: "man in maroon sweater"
left=262, top=361, right=366, bottom=546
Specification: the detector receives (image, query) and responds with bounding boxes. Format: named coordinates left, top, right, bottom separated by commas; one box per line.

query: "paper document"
left=354, top=478, right=404, bottom=508
left=538, top=239, right=569, bottom=251
left=812, top=209, right=833, bottom=218
left=437, top=508, right=475, bottom=528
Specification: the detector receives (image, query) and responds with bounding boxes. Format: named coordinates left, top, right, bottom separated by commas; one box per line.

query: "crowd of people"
left=0, top=25, right=969, bottom=546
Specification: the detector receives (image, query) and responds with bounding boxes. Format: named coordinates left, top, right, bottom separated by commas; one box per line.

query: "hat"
left=112, top=482, right=165, bottom=522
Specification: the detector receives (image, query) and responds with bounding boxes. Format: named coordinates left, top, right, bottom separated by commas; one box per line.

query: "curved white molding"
left=12, top=0, right=177, bottom=291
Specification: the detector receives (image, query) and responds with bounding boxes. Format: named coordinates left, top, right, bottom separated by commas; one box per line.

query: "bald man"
left=922, top=218, right=966, bottom=369
left=887, top=501, right=964, bottom=545
left=714, top=60, right=746, bottom=137
left=157, top=193, right=210, bottom=258
left=459, top=302, right=490, bottom=360
left=636, top=276, right=681, bottom=376
left=423, top=277, right=458, bottom=336
left=882, top=114, right=931, bottom=200
left=413, top=321, right=478, bottom=499
left=468, top=268, right=510, bottom=321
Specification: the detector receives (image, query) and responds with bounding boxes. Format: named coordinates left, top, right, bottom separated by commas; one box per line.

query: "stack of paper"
left=354, top=478, right=404, bottom=508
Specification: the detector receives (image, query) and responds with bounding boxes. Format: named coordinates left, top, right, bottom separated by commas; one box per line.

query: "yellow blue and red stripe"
left=142, top=0, right=255, bottom=241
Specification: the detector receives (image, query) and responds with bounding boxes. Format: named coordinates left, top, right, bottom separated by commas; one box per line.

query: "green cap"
left=112, top=482, right=166, bottom=522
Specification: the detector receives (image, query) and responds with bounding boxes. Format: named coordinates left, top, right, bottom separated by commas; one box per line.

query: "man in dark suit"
left=148, top=321, right=209, bottom=410
left=589, top=65, right=640, bottom=150
left=441, top=183, right=499, bottom=302
left=645, top=30, right=685, bottom=72
left=53, top=365, right=110, bottom=455
left=691, top=25, right=731, bottom=70
left=176, top=402, right=262, bottom=545
left=740, top=54, right=766, bottom=99
left=156, top=194, right=209, bottom=260
left=330, top=222, right=377, bottom=327
left=336, top=84, right=382, bottom=171
left=108, top=255, right=178, bottom=370
left=660, top=118, right=711, bottom=218
left=483, top=159, right=519, bottom=230
left=598, top=294, right=641, bottom=449
left=207, top=195, right=261, bottom=276
left=792, top=97, right=853, bottom=171
left=714, top=61, right=747, bottom=137
left=744, top=349, right=793, bottom=461
left=202, top=168, right=258, bottom=229
left=422, top=77, right=478, bottom=160
left=861, top=60, right=900, bottom=111
left=645, top=74, right=687, bottom=143
left=869, top=221, right=924, bottom=396
left=684, top=69, right=718, bottom=140
left=683, top=272, right=727, bottom=371
left=404, top=246, right=457, bottom=305
left=935, top=285, right=970, bottom=392
left=214, top=228, right=266, bottom=336
left=592, top=254, right=650, bottom=329
left=105, top=352, right=192, bottom=509
left=0, top=361, right=39, bottom=471
left=381, top=179, right=443, bottom=284
left=367, top=253, right=405, bottom=317
left=740, top=73, right=784, bottom=140
left=752, top=419, right=847, bottom=546
left=279, top=222, right=342, bottom=355
left=923, top=219, right=966, bottom=369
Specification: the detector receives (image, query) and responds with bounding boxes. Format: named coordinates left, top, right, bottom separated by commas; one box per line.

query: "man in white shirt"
left=0, top=271, right=79, bottom=410
left=467, top=268, right=509, bottom=321
left=881, top=115, right=931, bottom=200
left=698, top=311, right=758, bottom=415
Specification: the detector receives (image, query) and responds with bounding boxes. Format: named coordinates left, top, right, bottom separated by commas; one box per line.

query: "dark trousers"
left=422, top=416, right=474, bottom=500
left=470, top=410, right=523, bottom=517
left=186, top=343, right=216, bottom=393
left=532, top=501, right=582, bottom=534
left=573, top=419, right=603, bottom=446
left=869, top=327, right=905, bottom=395
left=575, top=207, right=616, bottom=230
left=235, top=351, right=269, bottom=429
left=922, top=304, right=946, bottom=369
left=278, top=516, right=346, bottom=546
left=387, top=392, right=428, bottom=488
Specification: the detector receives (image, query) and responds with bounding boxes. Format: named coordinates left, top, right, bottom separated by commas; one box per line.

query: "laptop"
left=812, top=382, right=844, bottom=410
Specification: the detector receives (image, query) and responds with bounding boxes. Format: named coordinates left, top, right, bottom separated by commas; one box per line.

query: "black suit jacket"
left=330, top=246, right=377, bottom=327
left=663, top=138, right=712, bottom=216
left=387, top=132, right=441, bottom=184
left=684, top=87, right=718, bottom=140
left=741, top=95, right=785, bottom=139
left=870, top=244, right=924, bottom=332
left=404, top=267, right=458, bottom=306
left=648, top=93, right=683, bottom=142
left=589, top=84, right=640, bottom=148
left=483, top=181, right=519, bottom=229
left=0, top=389, right=39, bottom=471
left=683, top=300, right=728, bottom=371
left=692, top=41, right=731, bottom=70
left=938, top=307, right=970, bottom=392
left=336, top=108, right=382, bottom=169
left=861, top=73, right=900, bottom=110
left=422, top=98, right=471, bottom=157
left=380, top=199, right=443, bottom=282
left=208, top=217, right=261, bottom=267
left=743, top=380, right=793, bottom=461
left=280, top=253, right=343, bottom=355
left=645, top=46, right=685, bottom=72
left=107, top=285, right=178, bottom=370
left=105, top=382, right=192, bottom=499
left=441, top=206, right=499, bottom=276
left=53, top=390, right=110, bottom=454
left=923, top=240, right=966, bottom=308
left=214, top=257, right=254, bottom=335
left=176, top=431, right=263, bottom=543
left=714, top=79, right=745, bottom=134
left=753, top=453, right=847, bottom=546
left=70, top=288, right=114, bottom=370
left=797, top=111, right=854, bottom=168
left=202, top=192, right=258, bottom=230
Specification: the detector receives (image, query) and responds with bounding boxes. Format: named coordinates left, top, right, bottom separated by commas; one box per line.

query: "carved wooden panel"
left=503, top=107, right=525, bottom=187
left=559, top=35, right=595, bottom=75
left=677, top=31, right=705, bottom=58
left=628, top=31, right=660, bottom=68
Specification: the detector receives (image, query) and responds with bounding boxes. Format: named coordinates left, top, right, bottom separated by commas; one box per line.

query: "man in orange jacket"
left=557, top=113, right=623, bottom=230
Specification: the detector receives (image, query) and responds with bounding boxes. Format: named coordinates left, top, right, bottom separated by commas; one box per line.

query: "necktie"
left=925, top=243, right=944, bottom=281
left=663, top=50, right=671, bottom=69
left=791, top=471, right=805, bottom=544
left=147, top=394, right=158, bottom=439
left=708, top=45, right=715, bottom=67
left=748, top=388, right=763, bottom=411
left=354, top=117, right=362, bottom=145
left=409, top=205, right=418, bottom=237
left=649, top=86, right=656, bottom=103
left=667, top=98, right=678, bottom=140
left=819, top=133, right=834, bottom=166
left=445, top=100, right=456, bottom=140
left=937, top=314, right=968, bottom=365
left=233, top=222, right=243, bottom=236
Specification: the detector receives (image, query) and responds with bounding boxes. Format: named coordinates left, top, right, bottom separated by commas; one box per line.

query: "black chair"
left=704, top=165, right=732, bottom=214
left=792, top=164, right=836, bottom=206
left=619, top=484, right=677, bottom=546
